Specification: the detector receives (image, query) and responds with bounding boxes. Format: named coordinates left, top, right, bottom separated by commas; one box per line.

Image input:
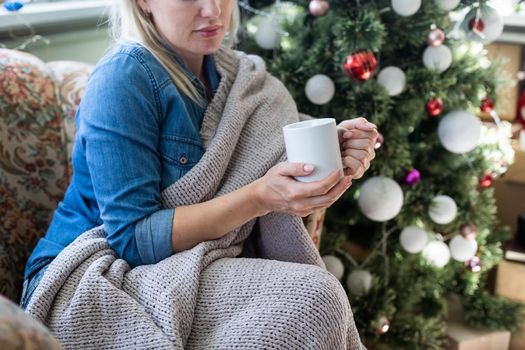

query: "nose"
left=200, top=0, right=221, bottom=18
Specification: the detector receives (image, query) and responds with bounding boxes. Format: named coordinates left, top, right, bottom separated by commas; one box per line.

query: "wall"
left=1, top=26, right=111, bottom=65
left=484, top=43, right=524, bottom=121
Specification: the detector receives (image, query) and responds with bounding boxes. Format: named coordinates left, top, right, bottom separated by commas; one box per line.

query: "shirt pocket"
left=159, top=135, right=204, bottom=189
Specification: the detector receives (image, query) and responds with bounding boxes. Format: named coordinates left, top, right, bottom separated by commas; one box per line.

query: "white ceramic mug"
left=283, top=118, right=344, bottom=182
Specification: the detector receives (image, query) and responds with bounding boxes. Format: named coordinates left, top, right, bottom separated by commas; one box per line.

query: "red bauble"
left=460, top=224, right=477, bottom=240
left=309, top=0, right=330, bottom=17
left=480, top=97, right=495, bottom=113
left=343, top=50, right=378, bottom=81
left=468, top=17, right=485, bottom=33
left=479, top=174, right=493, bottom=188
left=425, top=97, right=443, bottom=117
left=427, top=28, right=445, bottom=47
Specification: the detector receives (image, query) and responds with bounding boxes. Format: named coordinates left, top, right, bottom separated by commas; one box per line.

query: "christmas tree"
left=237, top=0, right=523, bottom=348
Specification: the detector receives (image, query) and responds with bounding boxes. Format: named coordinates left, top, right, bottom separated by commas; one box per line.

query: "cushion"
left=0, top=49, right=68, bottom=301
left=0, top=294, right=62, bottom=349
left=47, top=61, right=92, bottom=177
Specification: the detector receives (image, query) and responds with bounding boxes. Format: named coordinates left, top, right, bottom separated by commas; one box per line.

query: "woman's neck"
left=174, top=49, right=204, bottom=80
left=170, top=46, right=209, bottom=98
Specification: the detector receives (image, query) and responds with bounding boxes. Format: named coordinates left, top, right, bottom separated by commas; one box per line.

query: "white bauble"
left=322, top=255, right=344, bottom=280
left=423, top=241, right=451, bottom=267
left=254, top=18, right=281, bottom=50
left=346, top=269, right=373, bottom=296
left=377, top=66, right=406, bottom=96
left=461, top=6, right=504, bottom=44
left=391, top=0, right=421, bottom=16
left=435, top=0, right=460, bottom=11
left=423, top=45, right=453, bottom=72
left=449, top=235, right=478, bottom=262
left=305, top=74, right=336, bottom=105
left=358, top=176, right=404, bottom=222
left=438, top=110, right=481, bottom=154
left=428, top=195, right=457, bottom=225
left=399, top=226, right=429, bottom=254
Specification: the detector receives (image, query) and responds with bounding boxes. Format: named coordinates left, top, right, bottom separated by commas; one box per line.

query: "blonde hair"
left=109, top=0, right=239, bottom=105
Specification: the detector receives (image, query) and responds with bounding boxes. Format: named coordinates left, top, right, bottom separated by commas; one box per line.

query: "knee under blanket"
left=25, top=47, right=365, bottom=350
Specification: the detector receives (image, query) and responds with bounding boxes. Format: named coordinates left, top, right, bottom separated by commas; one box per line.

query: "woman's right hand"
left=252, top=162, right=352, bottom=217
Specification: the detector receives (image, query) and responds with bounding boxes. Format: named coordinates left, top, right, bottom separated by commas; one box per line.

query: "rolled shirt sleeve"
left=135, top=209, right=175, bottom=265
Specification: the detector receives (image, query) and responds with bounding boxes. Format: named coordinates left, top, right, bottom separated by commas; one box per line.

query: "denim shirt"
left=24, top=42, right=220, bottom=279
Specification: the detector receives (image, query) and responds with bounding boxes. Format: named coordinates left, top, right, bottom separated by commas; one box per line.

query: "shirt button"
left=179, top=155, right=188, bottom=165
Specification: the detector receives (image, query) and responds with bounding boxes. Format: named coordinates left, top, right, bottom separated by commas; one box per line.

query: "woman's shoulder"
left=95, top=41, right=154, bottom=71
left=88, top=41, right=169, bottom=91
left=82, top=42, right=162, bottom=105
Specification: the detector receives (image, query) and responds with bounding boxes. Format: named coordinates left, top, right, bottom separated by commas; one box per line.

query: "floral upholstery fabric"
left=0, top=294, right=62, bottom=349
left=0, top=49, right=91, bottom=301
left=0, top=48, right=325, bottom=304
left=47, top=61, right=92, bottom=174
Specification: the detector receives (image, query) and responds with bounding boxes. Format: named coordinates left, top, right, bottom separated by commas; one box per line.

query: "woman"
left=22, top=0, right=377, bottom=348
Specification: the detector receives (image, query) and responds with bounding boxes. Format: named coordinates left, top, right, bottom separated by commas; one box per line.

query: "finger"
left=354, top=167, right=366, bottom=179
left=342, top=129, right=378, bottom=141
left=342, top=156, right=367, bottom=178
left=337, top=126, right=348, bottom=144
left=293, top=176, right=351, bottom=210
left=343, top=145, right=375, bottom=161
left=339, top=117, right=376, bottom=131
left=278, top=162, right=315, bottom=177
left=345, top=165, right=366, bottom=180
left=342, top=149, right=371, bottom=167
left=342, top=138, right=375, bottom=150
left=298, top=168, right=344, bottom=197
left=312, top=175, right=351, bottom=205
left=324, top=175, right=352, bottom=202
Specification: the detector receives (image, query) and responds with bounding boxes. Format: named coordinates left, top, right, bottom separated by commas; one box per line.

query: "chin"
left=200, top=43, right=223, bottom=55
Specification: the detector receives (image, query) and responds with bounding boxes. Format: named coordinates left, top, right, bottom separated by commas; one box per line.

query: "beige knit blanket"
left=25, top=47, right=364, bottom=350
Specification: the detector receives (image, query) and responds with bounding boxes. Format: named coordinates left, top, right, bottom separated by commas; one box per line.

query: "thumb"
left=278, top=162, right=315, bottom=177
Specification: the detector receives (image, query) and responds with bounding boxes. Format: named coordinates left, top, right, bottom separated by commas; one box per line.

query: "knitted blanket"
left=25, top=48, right=364, bottom=350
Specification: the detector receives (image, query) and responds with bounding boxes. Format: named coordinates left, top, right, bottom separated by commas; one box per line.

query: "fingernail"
left=344, top=131, right=352, bottom=139
left=366, top=122, right=377, bottom=129
left=304, top=164, right=314, bottom=172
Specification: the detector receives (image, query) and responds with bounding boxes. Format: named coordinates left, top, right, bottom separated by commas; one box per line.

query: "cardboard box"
left=494, top=145, right=525, bottom=234
left=482, top=43, right=522, bottom=122
left=446, top=293, right=465, bottom=323
left=495, top=260, right=525, bottom=350
left=510, top=310, right=525, bottom=350
left=495, top=259, right=525, bottom=304
left=447, top=322, right=511, bottom=350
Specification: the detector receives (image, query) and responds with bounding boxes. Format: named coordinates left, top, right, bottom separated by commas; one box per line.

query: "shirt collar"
left=167, top=49, right=220, bottom=99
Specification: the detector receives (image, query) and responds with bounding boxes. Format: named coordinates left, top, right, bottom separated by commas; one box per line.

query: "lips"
left=195, top=25, right=222, bottom=38
left=195, top=25, right=222, bottom=33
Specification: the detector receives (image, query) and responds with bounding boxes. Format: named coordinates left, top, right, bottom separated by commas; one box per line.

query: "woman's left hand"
left=338, top=117, right=378, bottom=180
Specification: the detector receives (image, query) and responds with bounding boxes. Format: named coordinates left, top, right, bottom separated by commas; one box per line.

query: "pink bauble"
left=309, top=0, right=330, bottom=17
left=427, top=28, right=445, bottom=47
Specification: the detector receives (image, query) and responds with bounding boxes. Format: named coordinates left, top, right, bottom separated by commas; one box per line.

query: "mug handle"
left=337, top=125, right=348, bottom=145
